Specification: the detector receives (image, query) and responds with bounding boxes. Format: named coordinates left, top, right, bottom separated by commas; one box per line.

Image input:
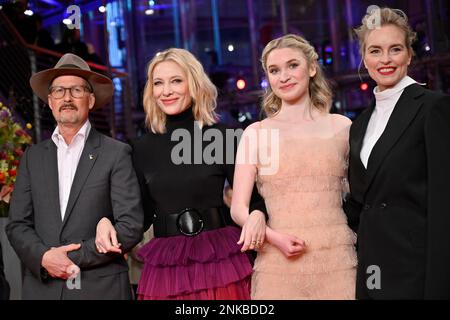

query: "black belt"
left=153, top=207, right=228, bottom=238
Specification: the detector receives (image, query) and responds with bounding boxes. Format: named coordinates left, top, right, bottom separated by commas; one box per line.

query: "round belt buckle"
left=176, top=208, right=204, bottom=237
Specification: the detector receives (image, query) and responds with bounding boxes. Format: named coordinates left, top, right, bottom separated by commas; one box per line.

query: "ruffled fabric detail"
left=137, top=225, right=245, bottom=266
left=252, top=242, right=357, bottom=299
left=257, top=175, right=347, bottom=199
left=265, top=223, right=356, bottom=250
left=254, top=241, right=357, bottom=275
left=252, top=268, right=356, bottom=300
left=256, top=136, right=349, bottom=180
left=250, top=116, right=356, bottom=299
left=139, top=277, right=251, bottom=300
left=266, top=206, right=351, bottom=229
left=136, top=226, right=253, bottom=299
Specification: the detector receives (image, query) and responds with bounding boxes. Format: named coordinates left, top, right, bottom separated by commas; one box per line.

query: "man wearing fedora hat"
left=6, top=53, right=144, bottom=299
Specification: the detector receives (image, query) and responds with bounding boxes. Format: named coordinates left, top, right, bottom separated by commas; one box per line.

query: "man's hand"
left=41, top=244, right=81, bottom=279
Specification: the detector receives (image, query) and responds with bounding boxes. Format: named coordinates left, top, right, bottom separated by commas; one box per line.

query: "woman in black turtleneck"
left=95, top=48, right=266, bottom=300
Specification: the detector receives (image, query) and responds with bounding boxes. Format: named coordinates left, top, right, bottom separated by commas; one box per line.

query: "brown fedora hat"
left=30, top=53, right=114, bottom=109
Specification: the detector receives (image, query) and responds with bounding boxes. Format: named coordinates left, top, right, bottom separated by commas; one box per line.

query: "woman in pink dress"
left=231, top=34, right=357, bottom=299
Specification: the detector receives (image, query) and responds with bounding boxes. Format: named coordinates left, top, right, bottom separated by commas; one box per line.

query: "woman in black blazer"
left=345, top=7, right=450, bottom=299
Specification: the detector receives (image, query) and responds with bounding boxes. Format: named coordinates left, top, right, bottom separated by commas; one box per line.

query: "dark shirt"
left=131, top=107, right=266, bottom=231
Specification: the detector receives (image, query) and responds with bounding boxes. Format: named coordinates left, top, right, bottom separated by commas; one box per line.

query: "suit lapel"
left=60, top=129, right=101, bottom=230
left=364, top=84, right=425, bottom=195
left=350, top=104, right=374, bottom=169
left=43, top=140, right=63, bottom=228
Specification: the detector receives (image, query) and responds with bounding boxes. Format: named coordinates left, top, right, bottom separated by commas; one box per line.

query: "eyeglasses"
left=49, top=85, right=92, bottom=99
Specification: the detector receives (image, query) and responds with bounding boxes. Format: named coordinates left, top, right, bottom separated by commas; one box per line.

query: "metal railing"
left=0, top=12, right=134, bottom=143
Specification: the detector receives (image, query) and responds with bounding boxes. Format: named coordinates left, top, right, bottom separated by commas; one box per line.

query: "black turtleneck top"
left=131, top=108, right=266, bottom=232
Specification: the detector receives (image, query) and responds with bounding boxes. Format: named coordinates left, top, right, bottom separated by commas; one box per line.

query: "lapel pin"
left=89, top=154, right=95, bottom=160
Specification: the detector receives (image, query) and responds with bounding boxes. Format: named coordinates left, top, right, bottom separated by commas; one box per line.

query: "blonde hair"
left=354, top=7, right=417, bottom=58
left=143, top=48, right=218, bottom=133
left=260, top=34, right=332, bottom=117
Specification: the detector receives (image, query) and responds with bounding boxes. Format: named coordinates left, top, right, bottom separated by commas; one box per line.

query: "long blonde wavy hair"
left=143, top=48, right=218, bottom=133
left=261, top=34, right=332, bottom=117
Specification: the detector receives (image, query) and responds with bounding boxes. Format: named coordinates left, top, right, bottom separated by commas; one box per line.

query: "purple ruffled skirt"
left=136, top=226, right=252, bottom=300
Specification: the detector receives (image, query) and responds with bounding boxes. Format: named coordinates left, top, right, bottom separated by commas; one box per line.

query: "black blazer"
left=345, top=84, right=450, bottom=299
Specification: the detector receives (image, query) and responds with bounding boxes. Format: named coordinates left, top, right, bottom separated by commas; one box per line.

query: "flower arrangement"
left=0, top=101, right=33, bottom=217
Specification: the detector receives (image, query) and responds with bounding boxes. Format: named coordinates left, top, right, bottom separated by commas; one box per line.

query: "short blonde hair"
left=143, top=48, right=218, bottom=133
left=260, top=34, right=332, bottom=117
left=354, top=7, right=417, bottom=58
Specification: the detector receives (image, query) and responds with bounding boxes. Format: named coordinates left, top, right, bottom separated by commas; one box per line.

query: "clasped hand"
left=41, top=244, right=81, bottom=279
